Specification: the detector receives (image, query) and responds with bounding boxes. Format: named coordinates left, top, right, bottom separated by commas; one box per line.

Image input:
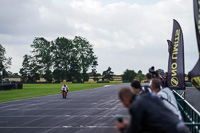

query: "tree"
left=51, top=37, right=75, bottom=81
left=73, top=36, right=97, bottom=81
left=0, top=44, right=12, bottom=81
left=102, top=67, right=114, bottom=81
left=135, top=70, right=145, bottom=82
left=7, top=72, right=20, bottom=78
left=69, top=55, right=82, bottom=81
left=42, top=69, right=52, bottom=83
left=122, top=69, right=137, bottom=82
left=31, top=37, right=52, bottom=82
left=19, top=36, right=98, bottom=82
left=19, top=55, right=40, bottom=82
left=158, top=69, right=164, bottom=74
left=91, top=60, right=98, bottom=81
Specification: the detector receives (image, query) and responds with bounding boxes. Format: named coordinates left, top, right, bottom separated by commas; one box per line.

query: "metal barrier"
left=173, top=90, right=200, bottom=133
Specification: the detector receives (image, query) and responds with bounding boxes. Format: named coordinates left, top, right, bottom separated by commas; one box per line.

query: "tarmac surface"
left=0, top=83, right=200, bottom=133
left=0, top=84, right=130, bottom=133
left=185, top=87, right=200, bottom=112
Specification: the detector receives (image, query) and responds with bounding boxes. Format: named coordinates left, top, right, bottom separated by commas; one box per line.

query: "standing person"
left=158, top=71, right=165, bottom=86
left=61, top=84, right=69, bottom=98
left=131, top=80, right=151, bottom=94
left=155, top=70, right=159, bottom=78
left=149, top=66, right=158, bottom=78
left=150, top=78, right=182, bottom=120
left=158, top=71, right=164, bottom=80
left=164, top=72, right=168, bottom=87
left=116, top=87, right=190, bottom=133
left=146, top=73, right=152, bottom=86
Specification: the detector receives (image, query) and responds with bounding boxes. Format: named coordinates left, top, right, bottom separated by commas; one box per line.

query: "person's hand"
left=115, top=119, right=129, bottom=131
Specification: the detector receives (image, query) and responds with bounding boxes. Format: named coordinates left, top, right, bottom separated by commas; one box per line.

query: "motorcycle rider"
left=61, top=84, right=69, bottom=98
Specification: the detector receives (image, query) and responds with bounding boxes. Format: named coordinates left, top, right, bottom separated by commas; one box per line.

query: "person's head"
left=150, top=78, right=161, bottom=93
left=146, top=73, right=152, bottom=82
left=119, top=87, right=135, bottom=108
left=131, top=80, right=142, bottom=94
left=156, top=70, right=159, bottom=74
left=149, top=66, right=155, bottom=73
left=164, top=72, right=168, bottom=77
left=64, top=84, right=66, bottom=87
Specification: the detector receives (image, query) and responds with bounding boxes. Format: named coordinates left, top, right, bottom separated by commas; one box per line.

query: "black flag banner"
left=188, top=0, right=200, bottom=90
left=193, top=0, right=200, bottom=53
left=189, top=59, right=200, bottom=89
left=167, top=20, right=185, bottom=90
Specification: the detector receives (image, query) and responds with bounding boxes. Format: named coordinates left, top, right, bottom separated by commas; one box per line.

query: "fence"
left=0, top=83, right=23, bottom=90
left=173, top=90, right=200, bottom=133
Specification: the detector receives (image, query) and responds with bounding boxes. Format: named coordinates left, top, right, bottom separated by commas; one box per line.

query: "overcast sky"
left=0, top=0, right=198, bottom=75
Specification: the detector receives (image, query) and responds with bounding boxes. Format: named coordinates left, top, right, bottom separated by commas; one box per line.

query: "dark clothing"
left=149, top=68, right=158, bottom=78
left=164, top=76, right=168, bottom=87
left=141, top=85, right=152, bottom=94
left=126, top=93, right=190, bottom=133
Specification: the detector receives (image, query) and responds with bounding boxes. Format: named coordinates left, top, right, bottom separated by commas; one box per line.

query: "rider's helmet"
left=64, top=84, right=66, bottom=87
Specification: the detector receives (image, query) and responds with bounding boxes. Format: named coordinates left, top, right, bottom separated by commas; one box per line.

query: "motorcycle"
left=62, top=90, right=68, bottom=98
left=61, top=86, right=69, bottom=99
left=62, top=90, right=67, bottom=98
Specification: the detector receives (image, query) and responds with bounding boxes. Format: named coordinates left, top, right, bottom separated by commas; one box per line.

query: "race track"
left=1, top=83, right=200, bottom=133
left=185, top=87, right=200, bottom=112
left=0, top=84, right=130, bottom=133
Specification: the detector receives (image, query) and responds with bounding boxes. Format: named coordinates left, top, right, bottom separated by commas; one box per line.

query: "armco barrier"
left=122, top=80, right=129, bottom=83
left=97, top=81, right=110, bottom=83
left=173, top=90, right=200, bottom=133
left=0, top=83, right=23, bottom=91
left=185, top=82, right=193, bottom=87
left=72, top=81, right=84, bottom=83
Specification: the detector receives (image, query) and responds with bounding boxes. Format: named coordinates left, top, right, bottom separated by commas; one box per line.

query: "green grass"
left=0, top=83, right=119, bottom=103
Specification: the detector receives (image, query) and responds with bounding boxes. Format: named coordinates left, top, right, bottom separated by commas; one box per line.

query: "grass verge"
left=0, top=83, right=119, bottom=103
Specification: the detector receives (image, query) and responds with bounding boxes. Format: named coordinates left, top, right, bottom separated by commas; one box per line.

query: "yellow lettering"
left=171, top=62, right=177, bottom=69
left=172, top=69, right=177, bottom=77
left=174, top=30, right=180, bottom=45
left=171, top=77, right=178, bottom=86
left=175, top=29, right=180, bottom=36
left=173, top=44, right=178, bottom=51
left=172, top=52, right=178, bottom=59
left=170, top=29, right=180, bottom=86
left=172, top=40, right=179, bottom=60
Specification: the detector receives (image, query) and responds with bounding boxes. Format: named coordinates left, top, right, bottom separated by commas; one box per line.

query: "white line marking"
left=62, top=125, right=115, bottom=128
left=0, top=126, right=115, bottom=129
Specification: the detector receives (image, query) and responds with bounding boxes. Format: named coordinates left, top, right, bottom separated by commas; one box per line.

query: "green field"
left=0, top=83, right=119, bottom=103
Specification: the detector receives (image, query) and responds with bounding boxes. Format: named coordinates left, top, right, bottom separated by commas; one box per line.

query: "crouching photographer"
left=116, top=87, right=190, bottom=133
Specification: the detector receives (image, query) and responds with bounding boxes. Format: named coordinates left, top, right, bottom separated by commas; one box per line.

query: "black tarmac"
left=1, top=83, right=200, bottom=133
left=0, top=84, right=130, bottom=133
left=185, top=87, right=200, bottom=112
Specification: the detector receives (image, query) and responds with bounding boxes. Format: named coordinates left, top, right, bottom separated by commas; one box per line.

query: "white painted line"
left=63, top=126, right=72, bottom=128
left=0, top=114, right=130, bottom=118
left=0, top=126, right=115, bottom=129
left=62, top=125, right=115, bottom=128
left=104, top=85, right=112, bottom=87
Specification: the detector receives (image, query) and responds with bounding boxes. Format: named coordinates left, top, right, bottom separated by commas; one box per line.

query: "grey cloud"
left=0, top=0, right=198, bottom=75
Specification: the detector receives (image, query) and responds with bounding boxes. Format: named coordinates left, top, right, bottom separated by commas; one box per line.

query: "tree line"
left=0, top=36, right=147, bottom=83
left=19, top=36, right=98, bottom=82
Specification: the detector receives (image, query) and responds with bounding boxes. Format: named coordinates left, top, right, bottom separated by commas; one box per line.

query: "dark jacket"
left=126, top=93, right=189, bottom=133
